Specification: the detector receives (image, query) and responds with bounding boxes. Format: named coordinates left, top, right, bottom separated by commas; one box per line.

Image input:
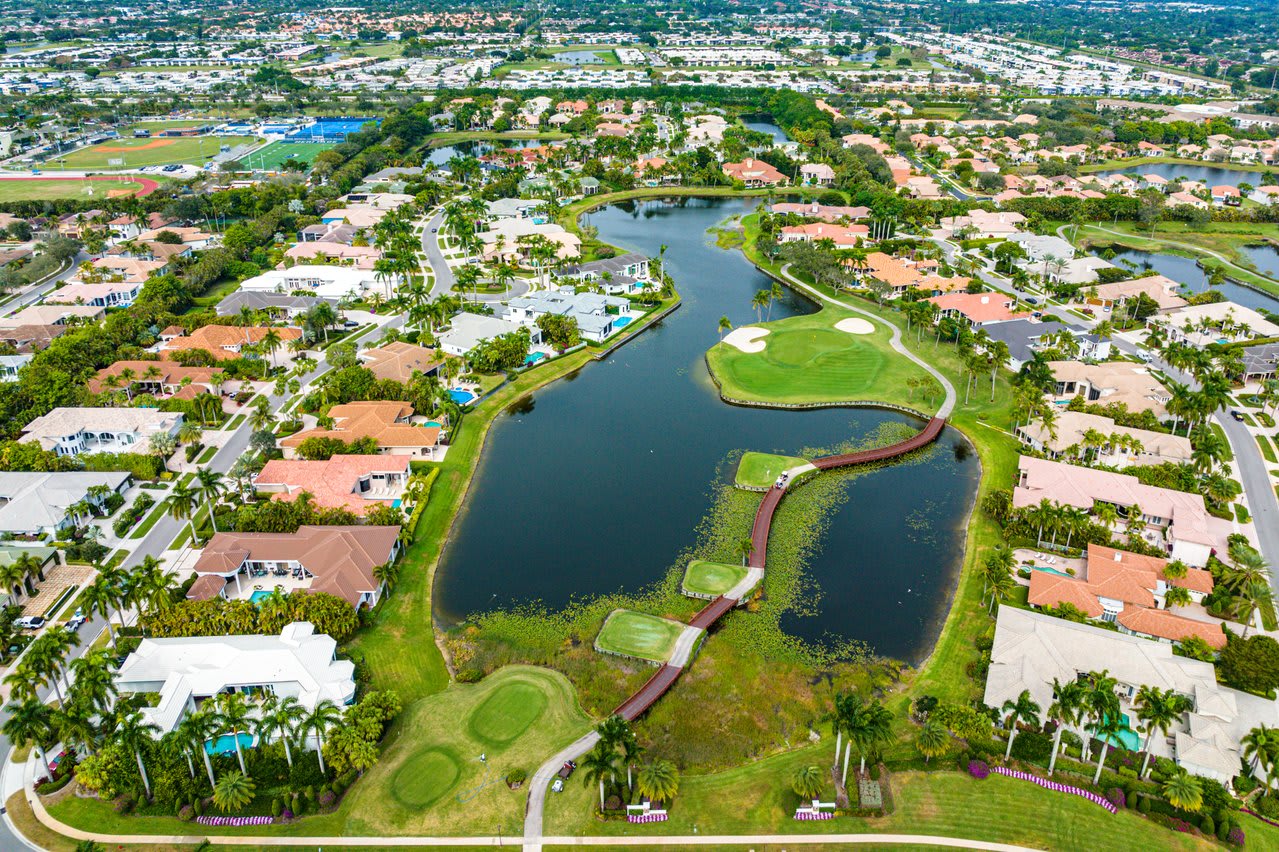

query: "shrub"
left=1228, top=827, right=1245, bottom=846
left=282, top=809, right=294, bottom=820
left=193, top=798, right=203, bottom=817
left=1256, top=791, right=1279, bottom=819
left=318, top=791, right=337, bottom=810
left=1171, top=818, right=1192, bottom=833
left=1200, top=815, right=1215, bottom=836
left=177, top=805, right=194, bottom=822
left=1217, top=818, right=1231, bottom=841
left=1105, top=788, right=1126, bottom=810
left=507, top=768, right=528, bottom=786
left=113, top=795, right=135, bottom=814
left=271, top=797, right=283, bottom=817
left=1138, top=795, right=1151, bottom=814
left=968, top=760, right=989, bottom=779
left=1010, top=730, right=1053, bottom=764
left=456, top=668, right=483, bottom=683
left=292, top=792, right=304, bottom=815
left=603, top=795, right=622, bottom=811
left=869, top=764, right=881, bottom=780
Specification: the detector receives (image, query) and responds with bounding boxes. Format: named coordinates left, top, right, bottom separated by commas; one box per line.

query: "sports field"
left=241, top=141, right=336, bottom=172
left=682, top=559, right=751, bottom=598
left=594, top=609, right=684, bottom=663
left=0, top=175, right=159, bottom=201
left=734, top=451, right=808, bottom=489
left=706, top=308, right=939, bottom=413
left=46, top=135, right=259, bottom=170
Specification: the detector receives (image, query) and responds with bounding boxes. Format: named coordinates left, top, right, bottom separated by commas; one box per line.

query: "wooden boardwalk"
left=611, top=417, right=946, bottom=721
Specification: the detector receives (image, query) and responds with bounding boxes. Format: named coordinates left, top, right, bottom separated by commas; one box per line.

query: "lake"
left=425, top=138, right=542, bottom=167
left=434, top=197, right=979, bottom=663
left=741, top=118, right=789, bottom=146
left=1089, top=162, right=1275, bottom=188
left=1090, top=246, right=1279, bottom=314
left=554, top=49, right=605, bottom=65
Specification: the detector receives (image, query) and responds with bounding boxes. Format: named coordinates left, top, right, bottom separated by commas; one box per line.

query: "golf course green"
left=682, top=559, right=752, bottom=598
left=594, top=609, right=685, bottom=663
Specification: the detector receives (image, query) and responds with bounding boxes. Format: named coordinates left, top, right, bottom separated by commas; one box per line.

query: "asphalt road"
left=0, top=252, right=84, bottom=318
left=422, top=209, right=455, bottom=297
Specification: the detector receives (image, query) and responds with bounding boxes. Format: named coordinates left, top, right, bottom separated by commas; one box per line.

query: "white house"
left=438, top=313, right=542, bottom=357
left=238, top=265, right=383, bottom=300
left=20, top=407, right=183, bottom=457
left=115, top=622, right=356, bottom=737
left=0, top=471, right=131, bottom=537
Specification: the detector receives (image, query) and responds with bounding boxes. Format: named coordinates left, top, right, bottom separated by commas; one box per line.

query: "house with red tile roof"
left=160, top=325, right=304, bottom=362
left=778, top=222, right=868, bottom=248
left=926, top=292, right=1028, bottom=327
left=88, top=361, right=224, bottom=400
left=279, top=401, right=441, bottom=459
left=721, top=158, right=787, bottom=187
left=256, top=455, right=409, bottom=515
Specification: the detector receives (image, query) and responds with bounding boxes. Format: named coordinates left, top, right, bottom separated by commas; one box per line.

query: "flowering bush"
left=177, top=805, right=194, bottom=822
left=282, top=809, right=294, bottom=820
left=1229, top=827, right=1246, bottom=846
left=1105, top=787, right=1126, bottom=809
left=1172, top=819, right=1192, bottom=833
left=968, top=760, right=989, bottom=779
left=318, top=791, right=337, bottom=809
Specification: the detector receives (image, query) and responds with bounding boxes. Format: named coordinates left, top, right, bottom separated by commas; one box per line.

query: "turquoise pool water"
left=206, top=731, right=254, bottom=755
left=524, top=352, right=547, bottom=365
left=449, top=389, right=477, bottom=405
left=249, top=590, right=273, bottom=605
left=1093, top=713, right=1141, bottom=751
left=391, top=499, right=402, bottom=508
left=614, top=316, right=633, bottom=329
left=425, top=420, right=442, bottom=428
left=1031, top=565, right=1071, bottom=577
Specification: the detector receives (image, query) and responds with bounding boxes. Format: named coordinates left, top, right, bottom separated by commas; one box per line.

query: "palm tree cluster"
left=581, top=715, right=678, bottom=810
left=829, top=691, right=894, bottom=787
left=370, top=207, right=423, bottom=299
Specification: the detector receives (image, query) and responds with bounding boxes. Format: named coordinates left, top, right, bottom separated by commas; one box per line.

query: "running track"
left=0, top=174, right=161, bottom=197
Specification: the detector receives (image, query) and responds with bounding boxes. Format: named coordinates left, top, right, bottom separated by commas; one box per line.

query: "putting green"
left=682, top=559, right=751, bottom=598
left=390, top=747, right=461, bottom=807
left=466, top=680, right=548, bottom=746
left=706, top=308, right=937, bottom=413
left=595, top=609, right=685, bottom=663
left=734, top=451, right=808, bottom=489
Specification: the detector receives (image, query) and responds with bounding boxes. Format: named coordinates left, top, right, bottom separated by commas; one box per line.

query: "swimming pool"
left=613, top=316, right=633, bottom=329
left=1093, top=713, right=1141, bottom=751
left=524, top=352, right=547, bottom=366
left=425, top=420, right=442, bottom=428
left=449, top=389, right=477, bottom=405
left=249, top=590, right=273, bottom=605
left=1031, top=565, right=1071, bottom=577
left=391, top=499, right=402, bottom=509
left=206, top=731, right=255, bottom=755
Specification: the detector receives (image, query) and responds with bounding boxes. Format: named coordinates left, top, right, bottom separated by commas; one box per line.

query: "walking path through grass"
left=1081, top=223, right=1279, bottom=297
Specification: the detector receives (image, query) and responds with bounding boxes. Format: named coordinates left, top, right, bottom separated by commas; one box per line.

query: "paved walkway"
left=777, top=264, right=956, bottom=418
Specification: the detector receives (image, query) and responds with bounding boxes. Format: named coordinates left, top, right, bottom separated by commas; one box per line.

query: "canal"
left=434, top=197, right=979, bottom=663
left=1088, top=162, right=1275, bottom=189
left=1090, top=246, right=1279, bottom=314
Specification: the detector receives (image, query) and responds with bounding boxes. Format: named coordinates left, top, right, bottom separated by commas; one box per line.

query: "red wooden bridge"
left=612, top=417, right=946, bottom=721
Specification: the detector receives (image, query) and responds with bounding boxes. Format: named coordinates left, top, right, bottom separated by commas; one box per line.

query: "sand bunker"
left=95, top=139, right=178, bottom=152
left=723, top=326, right=769, bottom=353
left=835, top=317, right=875, bottom=335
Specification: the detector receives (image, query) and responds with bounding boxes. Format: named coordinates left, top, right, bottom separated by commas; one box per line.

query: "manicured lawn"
left=735, top=451, right=808, bottom=489
left=0, top=177, right=151, bottom=201
left=594, top=609, right=685, bottom=662
left=242, top=141, right=336, bottom=171
left=705, top=309, right=939, bottom=414
left=546, top=763, right=1217, bottom=851
left=1258, top=435, right=1277, bottom=464
left=128, top=500, right=170, bottom=539
left=682, top=559, right=751, bottom=598
left=45, top=135, right=258, bottom=170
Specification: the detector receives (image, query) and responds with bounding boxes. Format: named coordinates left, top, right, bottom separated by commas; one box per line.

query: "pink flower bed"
left=196, top=815, right=275, bottom=826
left=794, top=810, right=834, bottom=820
left=627, top=812, right=668, bottom=823
left=990, top=766, right=1117, bottom=814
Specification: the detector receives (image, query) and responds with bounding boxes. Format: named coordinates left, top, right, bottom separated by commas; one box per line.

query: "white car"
left=552, top=778, right=564, bottom=793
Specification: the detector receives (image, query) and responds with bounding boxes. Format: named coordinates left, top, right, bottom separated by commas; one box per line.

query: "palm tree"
left=213, top=692, right=253, bottom=775
left=182, top=708, right=221, bottom=788
left=1162, top=769, right=1203, bottom=812
left=1243, top=724, right=1279, bottom=790
left=167, top=484, right=199, bottom=543
left=3, top=698, right=55, bottom=778
left=69, top=649, right=118, bottom=717
left=1085, top=670, right=1122, bottom=785
left=1134, top=685, right=1189, bottom=778
left=115, top=710, right=160, bottom=799
left=915, top=720, right=950, bottom=764
left=636, top=758, right=679, bottom=805
left=212, top=770, right=256, bottom=813
left=194, top=467, right=225, bottom=533
left=737, top=538, right=754, bottom=566
left=581, top=741, right=618, bottom=811
left=845, top=694, right=894, bottom=778
left=260, top=328, right=283, bottom=369
left=300, top=699, right=343, bottom=776
left=1001, top=689, right=1041, bottom=760
left=81, top=573, right=122, bottom=651
left=257, top=694, right=304, bottom=768
left=790, top=764, right=825, bottom=802
left=1047, top=678, right=1087, bottom=775
left=717, top=315, right=732, bottom=341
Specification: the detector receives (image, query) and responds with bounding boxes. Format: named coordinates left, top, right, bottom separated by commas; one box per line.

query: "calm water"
left=1090, top=163, right=1275, bottom=188
left=1093, top=246, right=1279, bottom=314
left=1241, top=244, right=1279, bottom=280
left=742, top=118, right=789, bottom=146
left=435, top=197, right=978, bottom=663
left=555, top=49, right=605, bottom=65
left=426, top=138, right=541, bottom=166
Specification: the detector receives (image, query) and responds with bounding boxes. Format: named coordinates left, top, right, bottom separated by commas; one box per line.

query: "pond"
left=554, top=49, right=605, bottom=65
left=1240, top=243, right=1279, bottom=280
left=434, top=197, right=980, bottom=664
left=741, top=117, right=789, bottom=146
left=1089, top=162, right=1276, bottom=188
left=425, top=137, right=542, bottom=167
left=1089, top=246, right=1279, bottom=314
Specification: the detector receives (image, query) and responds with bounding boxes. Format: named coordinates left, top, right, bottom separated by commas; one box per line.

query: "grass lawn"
left=735, top=451, right=808, bottom=489
left=1258, top=435, right=1277, bottom=464
left=128, top=500, right=170, bottom=539
left=45, top=135, right=258, bottom=170
left=682, top=559, right=750, bottom=598
left=1077, top=222, right=1279, bottom=296
left=242, top=141, right=336, bottom=171
left=706, top=309, right=939, bottom=414
left=0, top=177, right=152, bottom=201
left=547, top=763, right=1221, bottom=850
left=594, top=609, right=685, bottom=662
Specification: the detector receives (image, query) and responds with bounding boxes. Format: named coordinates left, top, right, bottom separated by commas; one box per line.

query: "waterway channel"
left=434, top=197, right=979, bottom=663
left=1089, top=162, right=1276, bottom=188
left=1090, top=246, right=1279, bottom=314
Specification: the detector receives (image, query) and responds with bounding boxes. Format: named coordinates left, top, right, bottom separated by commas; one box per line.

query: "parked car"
left=557, top=760, right=576, bottom=779
left=66, top=612, right=87, bottom=630
left=552, top=778, right=564, bottom=793
left=1025, top=296, right=1039, bottom=306
left=1231, top=410, right=1245, bottom=422
left=14, top=615, right=45, bottom=630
